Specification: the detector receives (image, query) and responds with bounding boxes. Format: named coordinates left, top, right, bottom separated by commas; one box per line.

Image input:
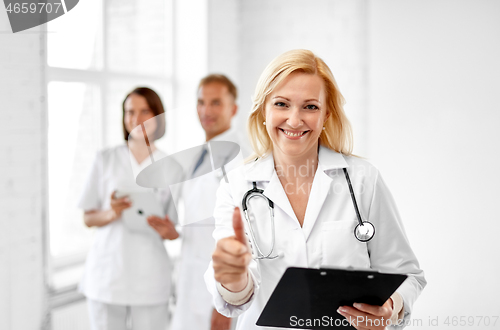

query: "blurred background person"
left=171, top=75, right=249, bottom=330
left=77, top=87, right=179, bottom=330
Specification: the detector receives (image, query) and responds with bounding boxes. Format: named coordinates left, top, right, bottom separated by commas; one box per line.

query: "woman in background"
left=78, top=87, right=179, bottom=330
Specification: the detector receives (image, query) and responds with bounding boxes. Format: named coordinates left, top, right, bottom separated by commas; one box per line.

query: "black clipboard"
left=256, top=267, right=407, bottom=329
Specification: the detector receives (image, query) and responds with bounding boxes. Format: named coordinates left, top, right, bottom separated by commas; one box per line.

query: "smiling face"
left=124, top=93, right=157, bottom=140
left=264, top=72, right=328, bottom=160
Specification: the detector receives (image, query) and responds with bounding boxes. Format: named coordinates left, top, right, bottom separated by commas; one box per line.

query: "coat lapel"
left=263, top=172, right=300, bottom=226
left=301, top=168, right=333, bottom=240
left=302, top=147, right=349, bottom=241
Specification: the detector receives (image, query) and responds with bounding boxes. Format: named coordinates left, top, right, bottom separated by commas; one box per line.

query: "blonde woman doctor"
left=205, top=50, right=426, bottom=330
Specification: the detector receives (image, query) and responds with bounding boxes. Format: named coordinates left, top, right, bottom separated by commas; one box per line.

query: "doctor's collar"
left=244, top=146, right=349, bottom=182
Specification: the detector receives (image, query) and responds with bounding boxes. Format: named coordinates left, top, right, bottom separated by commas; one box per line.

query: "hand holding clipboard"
left=257, top=267, right=406, bottom=329
left=337, top=295, right=394, bottom=329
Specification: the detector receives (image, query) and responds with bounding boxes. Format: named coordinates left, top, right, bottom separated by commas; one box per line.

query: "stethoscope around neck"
left=241, top=167, right=375, bottom=260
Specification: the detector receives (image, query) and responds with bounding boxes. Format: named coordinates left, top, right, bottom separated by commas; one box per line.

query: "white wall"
left=207, top=0, right=240, bottom=84
left=368, top=0, right=500, bottom=328
left=171, top=0, right=209, bottom=152
left=0, top=10, right=47, bottom=330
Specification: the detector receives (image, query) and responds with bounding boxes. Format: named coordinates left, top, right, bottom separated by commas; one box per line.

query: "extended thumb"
left=232, top=207, right=246, bottom=246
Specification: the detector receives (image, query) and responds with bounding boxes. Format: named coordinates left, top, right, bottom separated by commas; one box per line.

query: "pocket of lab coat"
left=321, top=220, right=370, bottom=269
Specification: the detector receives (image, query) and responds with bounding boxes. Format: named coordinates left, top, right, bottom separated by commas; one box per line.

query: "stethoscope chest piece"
left=354, top=221, right=375, bottom=242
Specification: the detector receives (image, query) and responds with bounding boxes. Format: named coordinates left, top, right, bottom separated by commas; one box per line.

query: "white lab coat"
left=78, top=145, right=176, bottom=305
left=171, top=129, right=250, bottom=330
left=204, top=146, right=426, bottom=330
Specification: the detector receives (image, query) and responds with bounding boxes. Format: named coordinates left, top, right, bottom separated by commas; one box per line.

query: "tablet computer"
left=115, top=190, right=164, bottom=236
left=256, top=267, right=407, bottom=329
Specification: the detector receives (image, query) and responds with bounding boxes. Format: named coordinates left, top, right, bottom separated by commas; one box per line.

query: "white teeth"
left=282, top=129, right=306, bottom=137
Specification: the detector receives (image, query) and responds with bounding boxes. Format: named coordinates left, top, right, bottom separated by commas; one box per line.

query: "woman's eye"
left=274, top=102, right=286, bottom=107
left=305, top=104, right=319, bottom=110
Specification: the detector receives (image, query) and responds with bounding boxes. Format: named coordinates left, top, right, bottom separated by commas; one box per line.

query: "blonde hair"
left=247, top=49, right=353, bottom=159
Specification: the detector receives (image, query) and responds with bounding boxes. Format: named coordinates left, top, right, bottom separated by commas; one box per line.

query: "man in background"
left=171, top=74, right=249, bottom=330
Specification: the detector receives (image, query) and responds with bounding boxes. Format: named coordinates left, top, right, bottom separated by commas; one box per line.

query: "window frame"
left=45, top=0, right=175, bottom=306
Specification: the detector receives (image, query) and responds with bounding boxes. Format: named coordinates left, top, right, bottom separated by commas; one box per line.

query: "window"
left=48, top=82, right=101, bottom=265
left=46, top=0, right=173, bottom=298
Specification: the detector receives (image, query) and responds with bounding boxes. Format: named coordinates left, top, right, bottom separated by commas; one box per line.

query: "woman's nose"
left=136, top=117, right=145, bottom=126
left=135, top=114, right=149, bottom=126
left=286, top=108, right=303, bottom=128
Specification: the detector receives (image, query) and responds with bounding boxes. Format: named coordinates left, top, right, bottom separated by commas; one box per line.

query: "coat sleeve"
left=204, top=177, right=261, bottom=317
left=366, top=170, right=427, bottom=329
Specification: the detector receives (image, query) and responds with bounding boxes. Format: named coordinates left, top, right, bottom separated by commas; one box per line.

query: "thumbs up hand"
left=232, top=206, right=248, bottom=248
left=212, top=207, right=252, bottom=292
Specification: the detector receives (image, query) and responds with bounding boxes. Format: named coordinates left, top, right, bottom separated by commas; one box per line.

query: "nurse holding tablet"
left=78, top=87, right=179, bottom=330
